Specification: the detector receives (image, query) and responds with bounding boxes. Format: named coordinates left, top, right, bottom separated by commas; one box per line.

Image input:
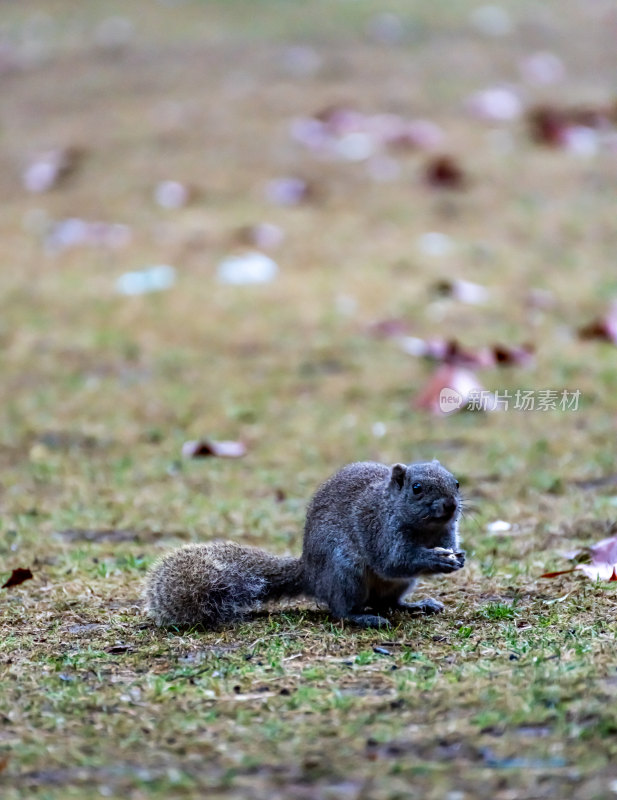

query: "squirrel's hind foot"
left=397, top=597, right=444, bottom=615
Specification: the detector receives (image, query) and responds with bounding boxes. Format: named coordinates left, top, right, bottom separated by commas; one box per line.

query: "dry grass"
left=2, top=1, right=617, bottom=798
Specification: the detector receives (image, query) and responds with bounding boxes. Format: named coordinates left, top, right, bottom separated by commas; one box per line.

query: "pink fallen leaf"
left=542, top=533, right=617, bottom=582
left=265, top=177, right=312, bottom=206
left=408, top=338, right=494, bottom=368
left=22, top=147, right=82, bottom=193
left=589, top=535, right=617, bottom=565
left=182, top=439, right=247, bottom=459
left=46, top=218, right=131, bottom=253
left=399, top=336, right=451, bottom=360
left=519, top=52, right=565, bottom=86
left=154, top=180, right=191, bottom=209
left=315, top=105, right=366, bottom=136
left=415, top=364, right=484, bottom=415
left=466, top=87, right=522, bottom=122
left=385, top=119, right=445, bottom=152
left=2, top=567, right=33, bottom=589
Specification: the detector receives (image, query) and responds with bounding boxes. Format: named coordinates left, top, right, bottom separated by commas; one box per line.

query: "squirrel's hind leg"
left=317, top=562, right=391, bottom=628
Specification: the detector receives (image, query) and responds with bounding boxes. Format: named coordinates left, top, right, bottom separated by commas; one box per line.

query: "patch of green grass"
left=2, top=1, right=617, bottom=798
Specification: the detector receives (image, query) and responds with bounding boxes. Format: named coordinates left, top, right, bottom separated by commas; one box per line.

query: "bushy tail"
left=144, top=541, right=305, bottom=629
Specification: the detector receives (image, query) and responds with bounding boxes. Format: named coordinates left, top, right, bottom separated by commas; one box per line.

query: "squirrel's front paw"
left=429, top=547, right=465, bottom=573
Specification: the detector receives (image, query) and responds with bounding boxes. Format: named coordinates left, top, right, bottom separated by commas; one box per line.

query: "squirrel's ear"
left=390, top=463, right=407, bottom=490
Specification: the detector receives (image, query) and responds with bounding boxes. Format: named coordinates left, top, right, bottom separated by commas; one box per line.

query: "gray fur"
left=303, top=461, right=463, bottom=628
left=144, top=460, right=464, bottom=629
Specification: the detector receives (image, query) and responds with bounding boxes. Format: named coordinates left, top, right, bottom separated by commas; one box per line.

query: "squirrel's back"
left=144, top=541, right=303, bottom=628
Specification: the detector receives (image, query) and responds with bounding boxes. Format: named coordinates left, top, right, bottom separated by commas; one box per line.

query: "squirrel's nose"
left=434, top=497, right=457, bottom=519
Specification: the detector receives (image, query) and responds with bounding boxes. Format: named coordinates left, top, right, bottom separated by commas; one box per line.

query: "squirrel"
left=144, top=460, right=465, bottom=629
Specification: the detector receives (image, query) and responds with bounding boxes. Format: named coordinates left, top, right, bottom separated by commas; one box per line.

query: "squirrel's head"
left=387, top=460, right=461, bottom=544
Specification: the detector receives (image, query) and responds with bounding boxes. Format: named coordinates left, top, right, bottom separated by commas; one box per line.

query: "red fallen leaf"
left=579, top=305, right=617, bottom=344
left=182, top=439, right=247, bottom=459
left=528, top=104, right=615, bottom=149
left=540, top=569, right=576, bottom=579
left=492, top=343, right=535, bottom=367
left=401, top=337, right=494, bottom=368
left=2, top=567, right=33, bottom=588
left=424, top=155, right=466, bottom=190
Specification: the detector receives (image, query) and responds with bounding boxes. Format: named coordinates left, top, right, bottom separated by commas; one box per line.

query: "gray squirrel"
left=144, top=460, right=465, bottom=629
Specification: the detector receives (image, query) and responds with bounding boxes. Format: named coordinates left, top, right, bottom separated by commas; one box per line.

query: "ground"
left=1, top=1, right=617, bottom=798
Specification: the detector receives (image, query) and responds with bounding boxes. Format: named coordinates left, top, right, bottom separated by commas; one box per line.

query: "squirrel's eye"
left=455, top=480, right=460, bottom=490
left=412, top=482, right=422, bottom=495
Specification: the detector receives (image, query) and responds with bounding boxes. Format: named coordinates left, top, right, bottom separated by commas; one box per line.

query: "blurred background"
left=1, top=0, right=617, bottom=531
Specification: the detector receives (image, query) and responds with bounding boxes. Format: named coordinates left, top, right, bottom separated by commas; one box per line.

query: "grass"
left=2, top=0, right=617, bottom=798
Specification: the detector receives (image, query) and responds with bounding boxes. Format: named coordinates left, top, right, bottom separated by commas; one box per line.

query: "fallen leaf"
left=235, top=222, right=285, bottom=250
left=492, top=342, right=535, bottom=367
left=415, top=364, right=484, bottom=415
left=486, top=520, right=512, bottom=533
left=264, top=177, right=312, bottom=206
left=433, top=279, right=490, bottom=305
left=46, top=218, right=131, bottom=253
left=399, top=336, right=532, bottom=369
left=182, top=439, right=247, bottom=459
left=22, top=147, right=82, bottom=193
left=466, top=87, right=522, bottom=122
left=579, top=304, right=617, bottom=344
left=2, top=567, right=34, bottom=589
left=154, top=180, right=191, bottom=209
left=542, top=532, right=617, bottom=582
left=528, top=104, right=615, bottom=151
left=572, top=474, right=617, bottom=490
left=417, top=231, right=455, bottom=256
left=116, top=264, right=176, bottom=296
left=424, top=155, right=466, bottom=190
left=106, top=644, right=132, bottom=655
left=519, top=52, right=565, bottom=86
left=217, top=252, right=278, bottom=285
